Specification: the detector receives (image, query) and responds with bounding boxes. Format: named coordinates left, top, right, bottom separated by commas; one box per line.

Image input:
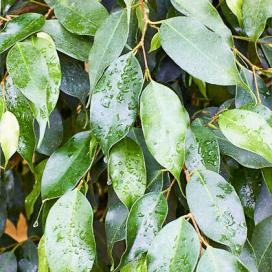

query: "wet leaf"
left=41, top=19, right=92, bottom=61
left=0, top=111, right=19, bottom=167
left=160, top=17, right=240, bottom=85
left=186, top=170, right=247, bottom=254
left=219, top=109, right=272, bottom=164
left=0, top=13, right=45, bottom=54
left=147, top=218, right=200, bottom=272
left=197, top=247, right=250, bottom=272
left=90, top=52, right=143, bottom=155
left=45, top=0, right=108, bottom=36
left=109, top=137, right=146, bottom=209
left=140, top=81, right=189, bottom=180
left=88, top=9, right=129, bottom=95
left=45, top=190, right=96, bottom=272
left=41, top=131, right=97, bottom=199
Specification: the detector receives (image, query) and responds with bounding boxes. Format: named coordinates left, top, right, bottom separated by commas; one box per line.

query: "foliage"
left=0, top=0, right=272, bottom=271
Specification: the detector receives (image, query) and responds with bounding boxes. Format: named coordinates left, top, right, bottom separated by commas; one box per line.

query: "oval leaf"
left=147, top=218, right=200, bottom=272
left=219, top=109, right=272, bottom=164
left=45, top=190, right=96, bottom=272
left=160, top=17, right=240, bottom=85
left=41, top=131, right=97, bottom=199
left=140, top=80, right=189, bottom=180
left=109, top=137, right=146, bottom=209
left=186, top=169, right=247, bottom=254
left=90, top=52, right=143, bottom=155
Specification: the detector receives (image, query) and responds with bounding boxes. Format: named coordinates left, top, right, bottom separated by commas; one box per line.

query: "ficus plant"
left=0, top=0, right=272, bottom=271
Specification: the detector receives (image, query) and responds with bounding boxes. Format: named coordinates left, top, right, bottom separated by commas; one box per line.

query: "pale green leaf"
left=38, top=236, right=49, bottom=272
left=45, top=190, right=96, bottom=272
left=186, top=170, right=247, bottom=254
left=226, top=0, right=243, bottom=25
left=140, top=81, right=189, bottom=180
left=149, top=32, right=161, bottom=53
left=147, top=218, right=200, bottom=272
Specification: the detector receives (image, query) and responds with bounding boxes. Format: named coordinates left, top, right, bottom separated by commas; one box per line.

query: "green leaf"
left=25, top=160, right=47, bottom=219
left=0, top=111, right=19, bottom=167
left=226, top=0, right=243, bottom=25
left=41, top=19, right=92, bottom=61
left=213, top=129, right=272, bottom=169
left=262, top=168, right=272, bottom=193
left=38, top=236, right=49, bottom=272
left=242, top=0, right=272, bottom=40
left=88, top=10, right=129, bottom=95
left=240, top=242, right=258, bottom=272
left=251, top=216, right=272, bottom=272
left=260, top=37, right=272, bottom=67
left=186, top=170, right=247, bottom=254
left=160, top=17, right=240, bottom=86
left=147, top=218, right=200, bottom=272
left=149, top=32, right=161, bottom=53
left=140, top=81, right=189, bottom=180
left=0, top=97, right=4, bottom=120
left=121, top=255, right=147, bottom=272
left=197, top=247, right=250, bottom=272
left=44, top=0, right=108, bottom=36
left=118, top=192, right=168, bottom=268
left=219, top=109, right=272, bottom=164
left=5, top=78, right=35, bottom=170
left=45, top=190, right=96, bottom=272
left=0, top=252, right=17, bottom=272
left=90, top=52, right=143, bottom=155
left=0, top=13, right=45, bottom=54
left=41, top=131, right=97, bottom=200
left=109, top=137, right=146, bottom=209
left=170, top=0, right=233, bottom=44
left=185, top=119, right=220, bottom=172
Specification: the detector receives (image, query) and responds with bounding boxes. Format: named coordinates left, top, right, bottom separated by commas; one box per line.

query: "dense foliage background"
left=0, top=0, right=272, bottom=271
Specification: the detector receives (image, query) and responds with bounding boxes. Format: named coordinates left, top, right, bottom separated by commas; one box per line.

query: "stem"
left=252, top=66, right=262, bottom=104
left=162, top=178, right=176, bottom=199
left=0, top=16, right=8, bottom=21
left=30, top=0, right=49, bottom=7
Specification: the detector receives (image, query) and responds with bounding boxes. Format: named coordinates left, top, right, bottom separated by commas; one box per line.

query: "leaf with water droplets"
left=197, top=247, right=250, bottom=272
left=5, top=78, right=35, bottom=171
left=160, top=17, right=240, bottom=85
left=0, top=13, right=45, bottom=54
left=41, top=131, right=97, bottom=200
left=45, top=190, right=96, bottom=272
left=185, top=118, right=220, bottom=172
left=117, top=192, right=168, bottom=269
left=44, top=0, right=108, bottom=36
left=90, top=52, right=143, bottom=155
left=186, top=169, right=247, bottom=254
left=140, top=81, right=189, bottom=181
left=0, top=251, right=17, bottom=272
left=41, top=19, right=92, bottom=61
left=147, top=218, right=200, bottom=272
left=251, top=216, right=272, bottom=272
left=109, top=137, right=146, bottom=209
left=219, top=109, right=272, bottom=164
left=170, top=0, right=233, bottom=44
left=88, top=9, right=129, bottom=95
left=0, top=111, right=19, bottom=167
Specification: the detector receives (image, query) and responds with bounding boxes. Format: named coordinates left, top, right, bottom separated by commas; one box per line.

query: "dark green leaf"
left=0, top=252, right=17, bottom=272
left=262, top=168, right=272, bottom=193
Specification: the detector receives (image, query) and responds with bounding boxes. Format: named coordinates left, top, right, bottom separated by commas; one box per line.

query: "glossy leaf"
left=45, top=190, right=96, bottom=272
left=149, top=32, right=161, bottom=53
left=38, top=236, right=49, bottom=272
left=0, top=13, right=45, bottom=54
left=45, top=0, right=108, bottom=36
left=186, top=170, right=247, bottom=253
left=41, top=131, right=97, bottom=199
left=243, top=0, right=272, bottom=40
left=185, top=119, right=220, bottom=172
left=160, top=17, right=240, bottom=85
left=90, top=52, right=143, bottom=155
left=88, top=10, right=129, bottom=95
left=226, top=0, right=243, bottom=25
left=140, top=81, right=189, bottom=180
left=251, top=216, right=272, bottom=272
left=109, top=137, right=146, bottom=209
left=147, top=218, right=200, bottom=272
left=219, top=109, right=272, bottom=164
left=119, top=192, right=168, bottom=268
left=171, top=0, right=232, bottom=44
left=197, top=247, right=250, bottom=272
left=41, top=19, right=92, bottom=61
left=5, top=78, right=35, bottom=170
left=0, top=111, right=19, bottom=167
left=0, top=252, right=17, bottom=272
